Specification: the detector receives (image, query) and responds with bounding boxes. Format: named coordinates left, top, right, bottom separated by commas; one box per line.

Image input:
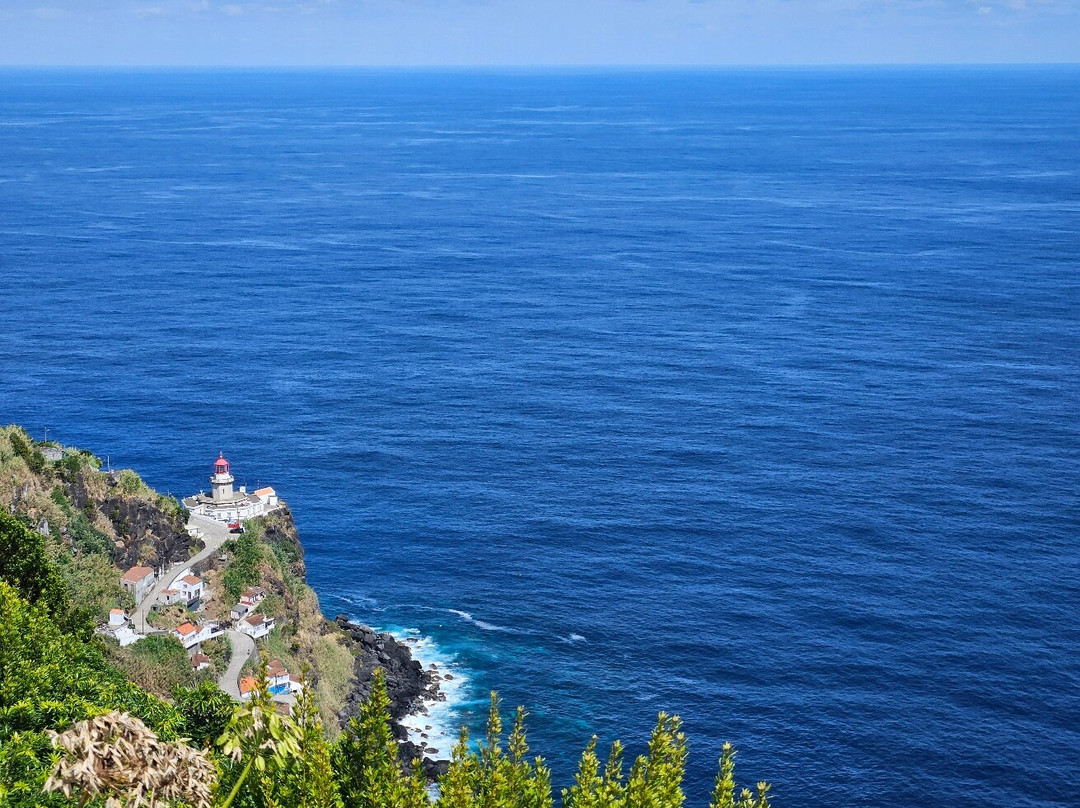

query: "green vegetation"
left=201, top=637, right=229, bottom=673
left=49, top=488, right=114, bottom=559
left=55, top=551, right=131, bottom=623
left=223, top=530, right=262, bottom=602
left=0, top=427, right=775, bottom=806
left=176, top=681, right=237, bottom=750
left=0, top=514, right=184, bottom=807
left=336, top=669, right=424, bottom=808
left=105, top=634, right=208, bottom=699
left=116, top=468, right=150, bottom=497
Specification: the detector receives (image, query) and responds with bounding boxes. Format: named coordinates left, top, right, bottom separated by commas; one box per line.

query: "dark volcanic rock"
left=335, top=616, right=445, bottom=778
left=101, top=494, right=195, bottom=570
left=335, top=616, right=439, bottom=721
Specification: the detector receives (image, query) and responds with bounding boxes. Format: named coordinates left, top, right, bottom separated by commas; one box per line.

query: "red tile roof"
left=121, top=565, right=154, bottom=583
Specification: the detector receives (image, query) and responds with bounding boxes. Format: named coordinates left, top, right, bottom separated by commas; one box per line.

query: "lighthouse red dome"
left=214, top=454, right=230, bottom=473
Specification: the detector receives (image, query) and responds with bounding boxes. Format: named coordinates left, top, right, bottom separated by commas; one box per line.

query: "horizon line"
left=2, top=61, right=1079, bottom=71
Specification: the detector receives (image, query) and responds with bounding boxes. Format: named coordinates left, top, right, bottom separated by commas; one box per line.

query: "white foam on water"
left=448, top=608, right=514, bottom=633
left=387, top=628, right=471, bottom=761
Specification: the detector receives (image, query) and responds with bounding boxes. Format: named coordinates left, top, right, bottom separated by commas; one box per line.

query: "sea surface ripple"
left=0, top=68, right=1078, bottom=807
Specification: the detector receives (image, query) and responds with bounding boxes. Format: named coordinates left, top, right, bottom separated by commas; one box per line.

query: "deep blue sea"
left=1, top=68, right=1078, bottom=807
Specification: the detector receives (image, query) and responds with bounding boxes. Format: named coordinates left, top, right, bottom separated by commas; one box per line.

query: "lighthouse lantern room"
left=211, top=453, right=235, bottom=503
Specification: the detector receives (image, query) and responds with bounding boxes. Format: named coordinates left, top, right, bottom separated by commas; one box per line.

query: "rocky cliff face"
left=66, top=469, right=196, bottom=570
left=334, top=617, right=448, bottom=778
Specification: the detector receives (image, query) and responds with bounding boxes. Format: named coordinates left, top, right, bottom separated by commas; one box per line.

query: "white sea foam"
left=387, top=628, right=470, bottom=761
left=448, top=608, right=513, bottom=633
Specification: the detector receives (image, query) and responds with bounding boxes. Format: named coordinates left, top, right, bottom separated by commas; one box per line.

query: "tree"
left=283, top=667, right=342, bottom=808
left=708, top=743, right=770, bottom=808
left=435, top=694, right=551, bottom=808
left=176, top=681, right=237, bottom=749
left=0, top=510, right=69, bottom=621
left=216, top=655, right=302, bottom=808
left=335, top=669, right=426, bottom=808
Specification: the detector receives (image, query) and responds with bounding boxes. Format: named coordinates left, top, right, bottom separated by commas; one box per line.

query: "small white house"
left=158, top=588, right=184, bottom=606
left=177, top=574, right=205, bottom=604
left=267, top=659, right=304, bottom=694
left=253, top=487, right=278, bottom=508
left=98, top=609, right=144, bottom=647
left=230, top=602, right=253, bottom=621
left=238, top=613, right=274, bottom=640
left=172, top=621, right=223, bottom=650
left=120, top=566, right=156, bottom=605
left=240, top=587, right=268, bottom=607
left=190, top=653, right=211, bottom=672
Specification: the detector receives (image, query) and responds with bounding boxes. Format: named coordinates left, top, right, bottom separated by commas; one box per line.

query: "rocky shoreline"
left=334, top=616, right=452, bottom=779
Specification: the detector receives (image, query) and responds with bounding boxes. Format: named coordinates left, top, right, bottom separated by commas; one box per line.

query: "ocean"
left=0, top=67, right=1077, bottom=807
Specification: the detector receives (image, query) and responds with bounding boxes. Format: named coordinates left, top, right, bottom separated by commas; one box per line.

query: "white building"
left=176, top=573, right=205, bottom=604
left=240, top=586, right=268, bottom=607
left=172, top=621, right=223, bottom=650
left=157, top=570, right=205, bottom=607
left=159, top=588, right=184, bottom=606
left=238, top=612, right=275, bottom=640
left=182, top=454, right=281, bottom=525
left=98, top=609, right=144, bottom=647
left=190, top=653, right=211, bottom=672
left=120, top=566, right=156, bottom=605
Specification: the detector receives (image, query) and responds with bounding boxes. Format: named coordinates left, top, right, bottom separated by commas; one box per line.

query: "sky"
left=0, top=0, right=1077, bottom=66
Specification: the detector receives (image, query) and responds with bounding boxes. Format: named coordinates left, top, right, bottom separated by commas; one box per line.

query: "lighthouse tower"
left=210, top=454, right=235, bottom=503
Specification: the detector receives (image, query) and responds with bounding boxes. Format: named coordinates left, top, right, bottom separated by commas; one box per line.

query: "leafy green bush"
left=223, top=531, right=262, bottom=602
left=176, top=681, right=237, bottom=749
left=0, top=510, right=72, bottom=624
left=56, top=551, right=131, bottom=622
left=116, top=469, right=149, bottom=497
left=0, top=580, right=181, bottom=741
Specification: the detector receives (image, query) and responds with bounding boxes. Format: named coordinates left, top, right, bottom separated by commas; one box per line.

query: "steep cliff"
left=0, top=424, right=442, bottom=766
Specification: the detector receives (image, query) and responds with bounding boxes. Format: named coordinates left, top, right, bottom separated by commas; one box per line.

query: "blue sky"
left=0, top=0, right=1077, bottom=65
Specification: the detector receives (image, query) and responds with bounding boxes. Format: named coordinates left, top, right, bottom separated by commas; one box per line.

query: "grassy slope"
left=0, top=424, right=356, bottom=731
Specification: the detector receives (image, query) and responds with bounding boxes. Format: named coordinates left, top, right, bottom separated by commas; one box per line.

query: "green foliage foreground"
left=0, top=507, right=772, bottom=808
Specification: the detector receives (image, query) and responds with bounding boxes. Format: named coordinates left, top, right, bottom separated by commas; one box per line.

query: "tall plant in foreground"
left=335, top=669, right=426, bottom=808
left=42, top=711, right=214, bottom=808
left=216, top=656, right=301, bottom=808
left=437, top=695, right=552, bottom=808
left=708, top=743, right=770, bottom=808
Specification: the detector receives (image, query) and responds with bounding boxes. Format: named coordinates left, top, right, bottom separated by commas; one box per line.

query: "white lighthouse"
left=184, top=454, right=281, bottom=524
left=210, top=453, right=235, bottom=503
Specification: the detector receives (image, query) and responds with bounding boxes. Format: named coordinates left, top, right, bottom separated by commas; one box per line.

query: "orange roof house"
left=121, top=565, right=154, bottom=583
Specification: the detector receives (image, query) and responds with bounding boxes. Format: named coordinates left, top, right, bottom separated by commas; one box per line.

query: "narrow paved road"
left=131, top=514, right=233, bottom=633
left=219, top=630, right=256, bottom=699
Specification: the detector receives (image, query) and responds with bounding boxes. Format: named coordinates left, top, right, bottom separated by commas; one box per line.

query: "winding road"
left=219, top=629, right=256, bottom=699
left=129, top=514, right=255, bottom=699
left=131, top=514, right=233, bottom=633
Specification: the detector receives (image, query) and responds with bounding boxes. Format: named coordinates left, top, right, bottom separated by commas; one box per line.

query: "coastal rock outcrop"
left=334, top=616, right=449, bottom=779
